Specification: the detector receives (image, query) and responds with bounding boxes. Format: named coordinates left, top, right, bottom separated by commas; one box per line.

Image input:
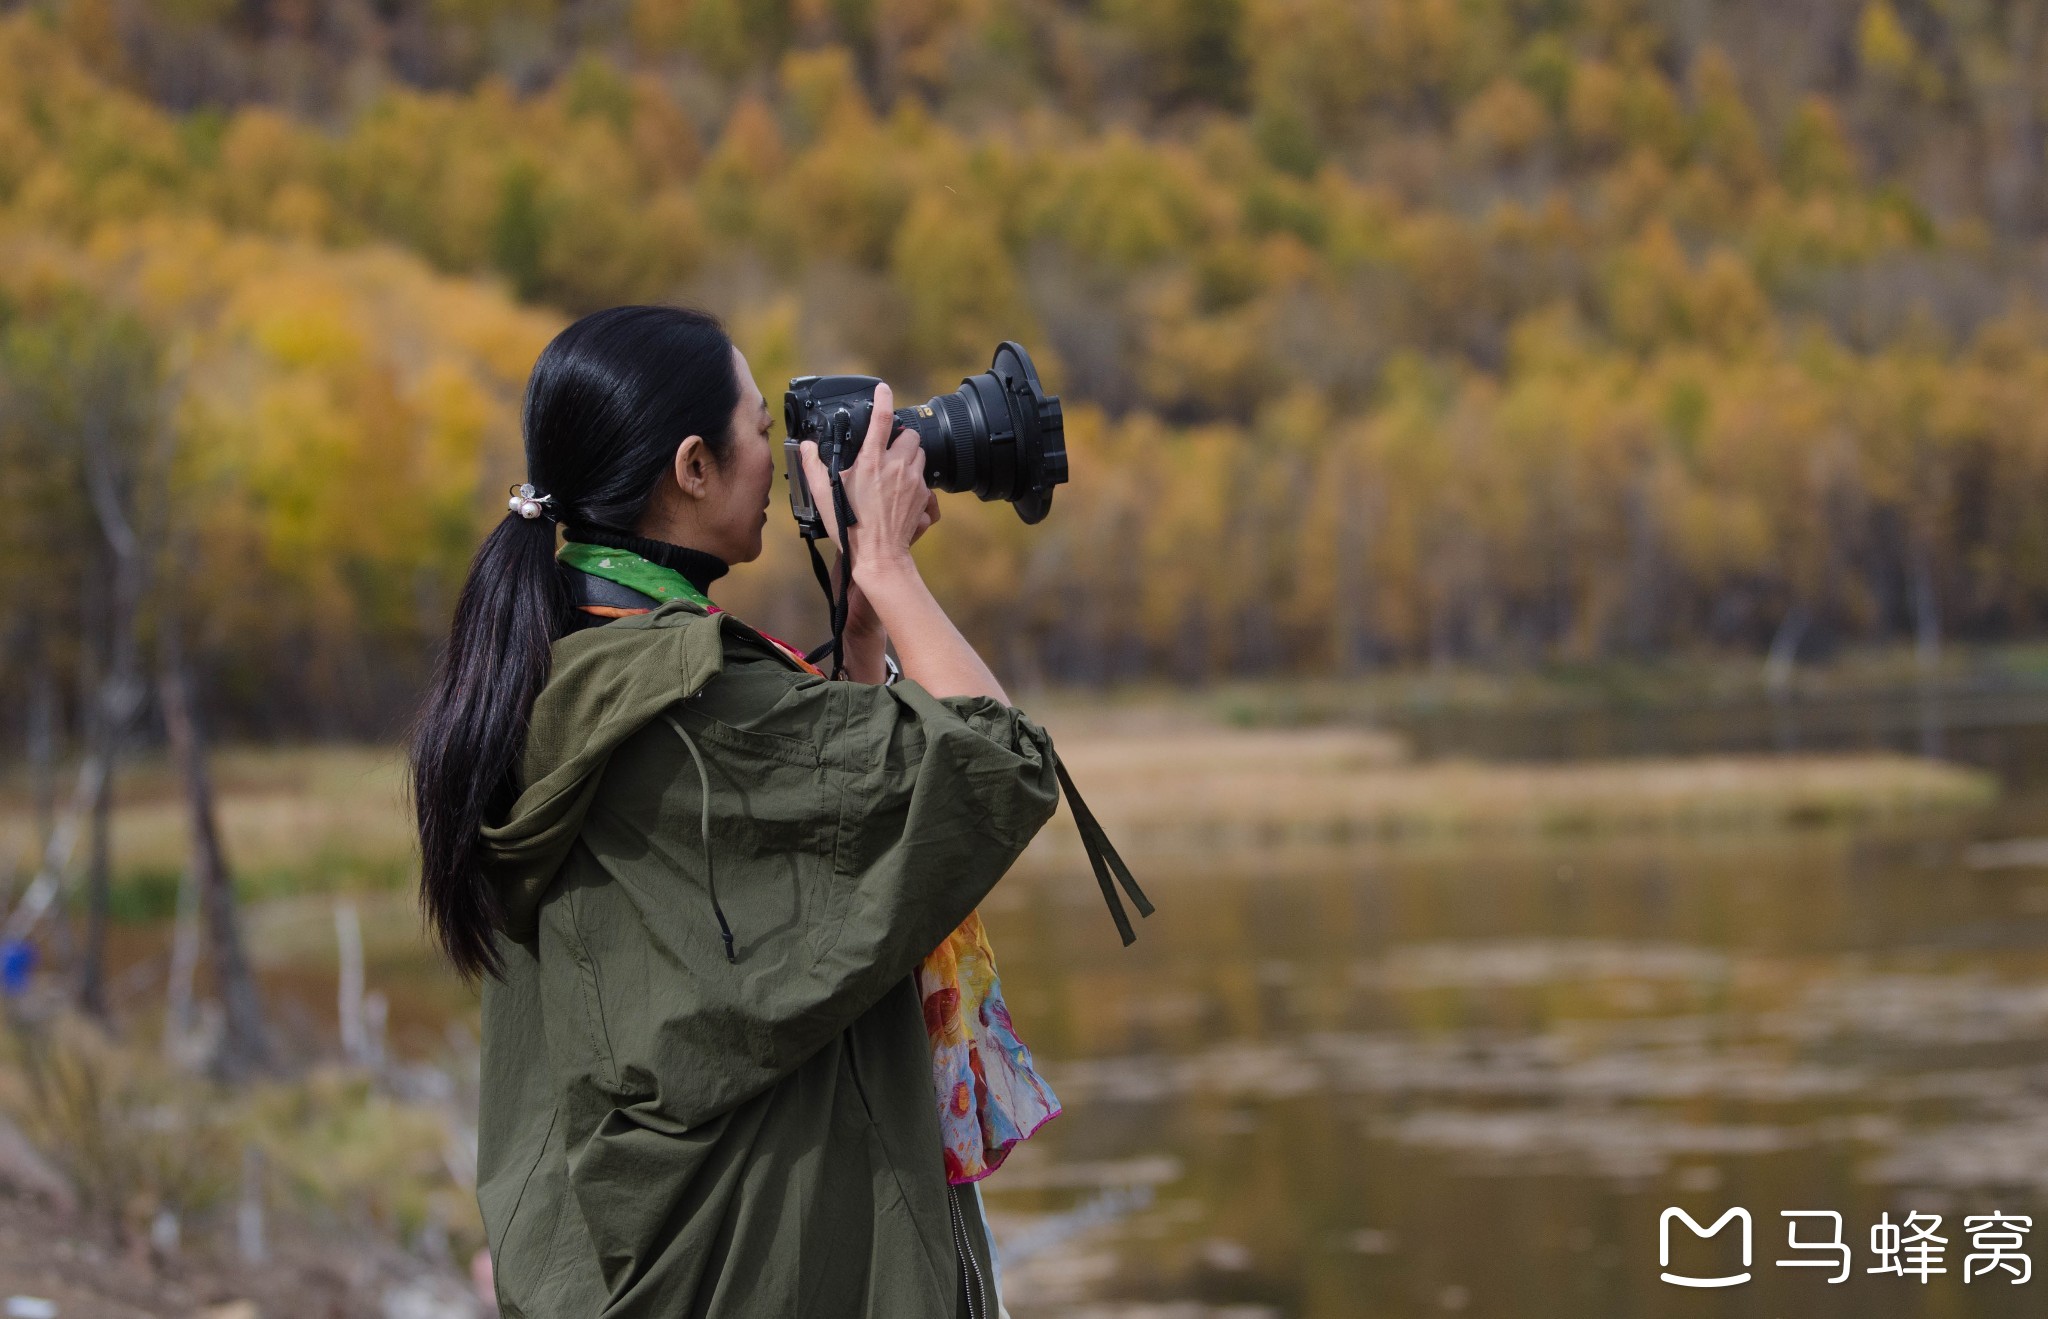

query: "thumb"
left=798, top=440, right=841, bottom=534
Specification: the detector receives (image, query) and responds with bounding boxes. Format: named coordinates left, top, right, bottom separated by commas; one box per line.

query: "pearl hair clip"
left=508, top=482, right=555, bottom=520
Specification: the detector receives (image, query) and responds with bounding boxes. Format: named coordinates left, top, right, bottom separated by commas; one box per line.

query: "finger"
left=883, top=406, right=918, bottom=454
left=887, top=419, right=920, bottom=461
left=803, top=438, right=848, bottom=494
left=879, top=421, right=922, bottom=482
left=856, top=383, right=895, bottom=468
left=797, top=440, right=836, bottom=532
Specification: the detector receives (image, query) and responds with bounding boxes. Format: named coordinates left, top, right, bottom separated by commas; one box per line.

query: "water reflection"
left=979, top=717, right=2048, bottom=1318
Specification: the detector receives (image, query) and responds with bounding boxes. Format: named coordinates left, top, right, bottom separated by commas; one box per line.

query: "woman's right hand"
left=800, top=383, right=1004, bottom=701
left=797, top=382, right=938, bottom=574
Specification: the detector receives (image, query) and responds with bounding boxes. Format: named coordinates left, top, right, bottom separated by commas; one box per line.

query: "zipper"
left=948, top=1184, right=987, bottom=1319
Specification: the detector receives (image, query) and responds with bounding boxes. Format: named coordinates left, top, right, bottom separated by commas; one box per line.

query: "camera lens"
left=893, top=342, right=1065, bottom=525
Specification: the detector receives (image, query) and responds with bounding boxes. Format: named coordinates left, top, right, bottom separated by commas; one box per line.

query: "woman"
left=410, top=305, right=1067, bottom=1318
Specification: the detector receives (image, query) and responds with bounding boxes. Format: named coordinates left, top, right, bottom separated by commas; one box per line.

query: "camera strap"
left=790, top=462, right=856, bottom=675
left=799, top=466, right=861, bottom=678
left=1053, top=755, right=1155, bottom=945
left=801, top=540, right=835, bottom=647
left=828, top=470, right=856, bottom=677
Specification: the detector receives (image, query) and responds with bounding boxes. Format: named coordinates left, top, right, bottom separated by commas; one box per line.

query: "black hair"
left=409, top=305, right=740, bottom=980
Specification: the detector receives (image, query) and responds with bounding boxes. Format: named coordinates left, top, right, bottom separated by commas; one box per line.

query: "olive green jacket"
left=474, top=598, right=1061, bottom=1318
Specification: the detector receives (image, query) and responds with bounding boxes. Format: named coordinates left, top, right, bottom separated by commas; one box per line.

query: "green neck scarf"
left=558, top=540, right=716, bottom=611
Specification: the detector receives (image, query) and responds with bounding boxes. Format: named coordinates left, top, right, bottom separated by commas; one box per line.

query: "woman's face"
left=641, top=345, right=777, bottom=565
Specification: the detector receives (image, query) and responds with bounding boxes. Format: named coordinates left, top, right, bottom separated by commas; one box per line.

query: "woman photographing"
left=410, top=305, right=1064, bottom=1317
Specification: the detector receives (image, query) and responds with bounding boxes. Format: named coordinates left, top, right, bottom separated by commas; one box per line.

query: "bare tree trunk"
left=1763, top=603, right=1809, bottom=702
left=162, top=632, right=204, bottom=1061
left=77, top=739, right=112, bottom=1021
left=162, top=844, right=201, bottom=1061
left=28, top=657, right=56, bottom=865
left=158, top=626, right=270, bottom=1080
left=3, top=655, right=60, bottom=923
left=2, top=753, right=109, bottom=944
left=1911, top=536, right=1945, bottom=760
left=77, top=588, right=116, bottom=1020
left=1912, top=538, right=1942, bottom=673
left=1765, top=603, right=1809, bottom=753
left=75, top=689, right=134, bottom=1023
left=237, top=1144, right=266, bottom=1266
left=76, top=430, right=148, bottom=1020
left=28, top=658, right=74, bottom=972
left=335, top=899, right=365, bottom=1067
left=1331, top=471, right=1379, bottom=676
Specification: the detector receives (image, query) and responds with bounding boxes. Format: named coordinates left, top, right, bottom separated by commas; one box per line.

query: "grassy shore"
left=1024, top=639, right=2048, bottom=727
left=1027, top=719, right=1997, bottom=850
left=0, top=709, right=2000, bottom=918
left=0, top=747, right=415, bottom=920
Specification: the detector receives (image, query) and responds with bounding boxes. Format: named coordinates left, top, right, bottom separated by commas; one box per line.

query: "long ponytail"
left=409, top=513, right=563, bottom=979
left=410, top=305, right=739, bottom=980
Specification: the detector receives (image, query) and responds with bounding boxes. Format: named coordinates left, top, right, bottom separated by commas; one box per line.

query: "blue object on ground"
left=0, top=940, right=37, bottom=997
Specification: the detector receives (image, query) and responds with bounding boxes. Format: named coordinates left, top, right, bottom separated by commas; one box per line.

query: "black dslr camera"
left=782, top=341, right=1067, bottom=538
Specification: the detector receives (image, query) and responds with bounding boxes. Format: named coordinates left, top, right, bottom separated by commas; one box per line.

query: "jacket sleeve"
left=811, top=677, right=1063, bottom=989
left=544, top=672, right=1062, bottom=1303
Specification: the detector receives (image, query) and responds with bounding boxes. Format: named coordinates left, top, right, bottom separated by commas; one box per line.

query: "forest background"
left=6, top=0, right=2048, bottom=739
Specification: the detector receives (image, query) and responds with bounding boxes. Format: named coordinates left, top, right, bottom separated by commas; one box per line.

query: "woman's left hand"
left=909, top=489, right=940, bottom=544
left=844, top=491, right=937, bottom=637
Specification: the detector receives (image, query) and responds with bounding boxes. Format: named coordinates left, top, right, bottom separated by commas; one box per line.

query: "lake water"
left=972, top=697, right=2048, bottom=1318
left=106, top=689, right=2048, bottom=1317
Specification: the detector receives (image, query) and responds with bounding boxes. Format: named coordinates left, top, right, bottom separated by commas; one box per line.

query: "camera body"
left=783, top=341, right=1067, bottom=538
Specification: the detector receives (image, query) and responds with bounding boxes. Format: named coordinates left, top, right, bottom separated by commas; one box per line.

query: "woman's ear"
left=672, top=434, right=713, bottom=500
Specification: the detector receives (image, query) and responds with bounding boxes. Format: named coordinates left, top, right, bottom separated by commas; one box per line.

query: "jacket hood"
left=481, top=598, right=729, bottom=941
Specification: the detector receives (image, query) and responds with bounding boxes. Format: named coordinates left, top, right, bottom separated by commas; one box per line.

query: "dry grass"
left=0, top=1006, right=484, bottom=1309
left=1027, top=714, right=1998, bottom=850
left=0, top=746, right=414, bottom=897
left=0, top=727, right=1999, bottom=895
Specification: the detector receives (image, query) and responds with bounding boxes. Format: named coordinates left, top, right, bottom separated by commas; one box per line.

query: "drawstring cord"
left=661, top=712, right=737, bottom=964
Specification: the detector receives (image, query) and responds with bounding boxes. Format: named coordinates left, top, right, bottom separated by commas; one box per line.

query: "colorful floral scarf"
left=560, top=541, right=1060, bottom=1183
